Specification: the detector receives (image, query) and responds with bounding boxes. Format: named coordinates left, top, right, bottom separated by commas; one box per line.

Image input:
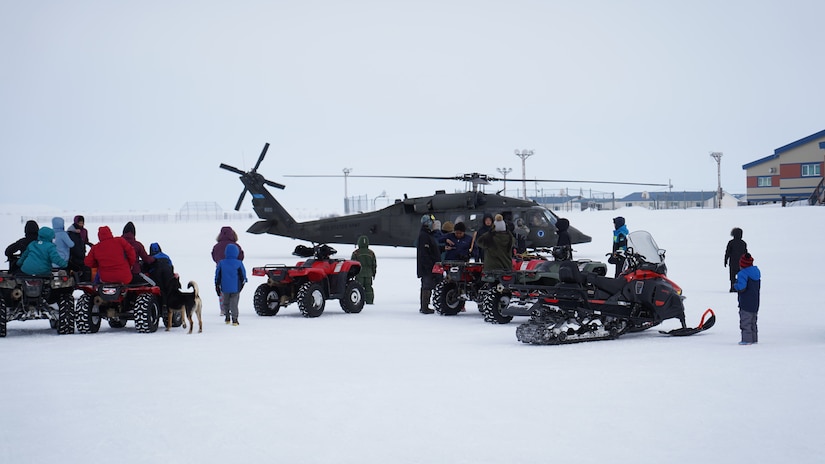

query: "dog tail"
left=188, top=280, right=199, bottom=296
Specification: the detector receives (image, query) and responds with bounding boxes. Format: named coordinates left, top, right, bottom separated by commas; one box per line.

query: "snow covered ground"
left=0, top=203, right=822, bottom=464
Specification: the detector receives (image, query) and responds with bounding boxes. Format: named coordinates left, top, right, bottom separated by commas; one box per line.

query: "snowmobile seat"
left=558, top=261, right=584, bottom=285
left=586, top=274, right=625, bottom=295
left=301, top=259, right=316, bottom=268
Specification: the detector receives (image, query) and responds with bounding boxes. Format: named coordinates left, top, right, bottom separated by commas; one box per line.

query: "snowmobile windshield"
left=626, top=230, right=664, bottom=265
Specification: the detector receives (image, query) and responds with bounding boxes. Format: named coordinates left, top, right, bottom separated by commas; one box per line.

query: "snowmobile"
left=508, top=231, right=715, bottom=345
left=0, top=270, right=75, bottom=337
left=251, top=243, right=365, bottom=318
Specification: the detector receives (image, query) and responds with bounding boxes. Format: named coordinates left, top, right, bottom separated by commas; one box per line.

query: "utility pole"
left=515, top=149, right=534, bottom=200
left=710, top=152, right=723, bottom=208
left=343, top=167, right=352, bottom=213
left=496, top=167, right=512, bottom=195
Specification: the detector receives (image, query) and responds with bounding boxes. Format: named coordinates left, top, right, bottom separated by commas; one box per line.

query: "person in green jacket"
left=476, top=214, right=514, bottom=272
left=18, top=227, right=67, bottom=276
left=351, top=235, right=377, bottom=304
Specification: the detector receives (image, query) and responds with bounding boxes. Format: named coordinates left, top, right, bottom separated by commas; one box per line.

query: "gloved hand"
left=215, top=285, right=221, bottom=297
left=723, top=260, right=727, bottom=267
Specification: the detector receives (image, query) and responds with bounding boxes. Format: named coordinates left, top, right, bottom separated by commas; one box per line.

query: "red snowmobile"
left=251, top=243, right=365, bottom=318
left=508, top=231, right=715, bottom=344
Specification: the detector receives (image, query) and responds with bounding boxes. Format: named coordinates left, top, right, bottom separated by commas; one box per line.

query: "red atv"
left=75, top=278, right=161, bottom=334
left=251, top=244, right=365, bottom=318
left=431, top=251, right=555, bottom=317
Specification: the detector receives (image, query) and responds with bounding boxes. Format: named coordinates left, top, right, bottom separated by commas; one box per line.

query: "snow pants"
left=739, top=309, right=758, bottom=344
left=221, top=292, right=240, bottom=322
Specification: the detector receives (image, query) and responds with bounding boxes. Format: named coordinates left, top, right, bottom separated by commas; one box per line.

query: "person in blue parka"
left=734, top=253, right=761, bottom=345
left=215, top=243, right=247, bottom=325
left=51, top=217, right=74, bottom=267
left=18, top=227, right=67, bottom=276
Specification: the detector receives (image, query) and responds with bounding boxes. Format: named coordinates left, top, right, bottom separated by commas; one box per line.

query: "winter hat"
left=494, top=214, right=506, bottom=232
left=421, top=214, right=434, bottom=227
left=442, top=221, right=454, bottom=233
left=731, top=227, right=743, bottom=240
left=613, top=216, right=625, bottom=228
left=556, top=218, right=570, bottom=232
left=739, top=253, right=754, bottom=268
left=123, top=221, right=136, bottom=236
left=74, top=215, right=85, bottom=224
left=433, top=220, right=442, bottom=231
left=149, top=242, right=162, bottom=255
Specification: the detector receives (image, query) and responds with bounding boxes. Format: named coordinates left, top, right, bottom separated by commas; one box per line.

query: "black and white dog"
left=166, top=278, right=202, bottom=334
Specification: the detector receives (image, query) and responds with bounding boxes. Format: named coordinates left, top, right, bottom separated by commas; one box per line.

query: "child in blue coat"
left=18, top=227, right=67, bottom=276
left=215, top=243, right=247, bottom=325
left=733, top=253, right=761, bottom=345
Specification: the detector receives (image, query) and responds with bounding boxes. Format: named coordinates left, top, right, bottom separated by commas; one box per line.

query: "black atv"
left=74, top=277, right=161, bottom=334
left=0, top=270, right=75, bottom=337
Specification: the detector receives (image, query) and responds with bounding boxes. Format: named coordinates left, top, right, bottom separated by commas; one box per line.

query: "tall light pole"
left=515, top=149, right=534, bottom=200
left=496, top=167, right=512, bottom=195
left=343, top=167, right=352, bottom=213
left=710, top=152, right=723, bottom=208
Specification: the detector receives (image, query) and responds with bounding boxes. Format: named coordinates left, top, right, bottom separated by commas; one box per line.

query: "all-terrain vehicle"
left=251, top=243, right=365, bottom=318
left=508, top=231, right=715, bottom=344
left=478, top=247, right=608, bottom=324
left=0, top=270, right=75, bottom=337
left=74, top=277, right=161, bottom=334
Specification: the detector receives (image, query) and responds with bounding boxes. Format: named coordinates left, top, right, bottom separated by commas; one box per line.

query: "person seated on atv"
left=5, top=220, right=39, bottom=273
left=444, top=222, right=473, bottom=261
left=17, top=227, right=68, bottom=276
left=147, top=242, right=175, bottom=309
left=85, top=226, right=136, bottom=284
left=121, top=221, right=155, bottom=284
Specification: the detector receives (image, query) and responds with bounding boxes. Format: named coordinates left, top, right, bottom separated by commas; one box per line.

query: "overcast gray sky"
left=3, top=0, right=823, bottom=214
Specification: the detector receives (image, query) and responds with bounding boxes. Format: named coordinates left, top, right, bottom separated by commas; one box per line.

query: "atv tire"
left=340, top=280, right=365, bottom=314
left=75, top=294, right=100, bottom=334
left=253, top=283, right=281, bottom=316
left=134, top=293, right=160, bottom=333
left=297, top=282, right=325, bottom=318
left=57, top=293, right=75, bottom=335
left=481, top=290, right=513, bottom=324
left=433, top=280, right=465, bottom=316
left=0, top=299, right=6, bottom=337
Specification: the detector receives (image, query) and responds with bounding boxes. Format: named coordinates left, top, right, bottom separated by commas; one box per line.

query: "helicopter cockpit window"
left=542, top=210, right=558, bottom=226
left=528, top=211, right=550, bottom=227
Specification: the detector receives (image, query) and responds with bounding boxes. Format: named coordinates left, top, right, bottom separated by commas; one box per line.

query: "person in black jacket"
left=724, top=227, right=748, bottom=292
left=554, top=218, right=572, bottom=261
left=416, top=214, right=440, bottom=314
left=5, top=220, right=39, bottom=273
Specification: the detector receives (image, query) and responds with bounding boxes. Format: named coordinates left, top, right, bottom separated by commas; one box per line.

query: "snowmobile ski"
left=660, top=308, right=715, bottom=336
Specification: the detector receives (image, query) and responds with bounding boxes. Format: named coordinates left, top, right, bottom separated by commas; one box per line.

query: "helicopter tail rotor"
left=219, top=143, right=286, bottom=211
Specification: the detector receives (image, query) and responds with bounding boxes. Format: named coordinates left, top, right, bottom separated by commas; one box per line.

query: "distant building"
left=742, top=129, right=825, bottom=204
left=620, top=191, right=722, bottom=209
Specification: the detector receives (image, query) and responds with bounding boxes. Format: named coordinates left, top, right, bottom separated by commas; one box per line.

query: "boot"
left=420, top=289, right=434, bottom=314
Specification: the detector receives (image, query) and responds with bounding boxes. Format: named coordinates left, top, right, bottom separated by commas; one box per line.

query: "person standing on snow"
left=476, top=214, right=514, bottom=272
left=724, top=227, right=748, bottom=293
left=733, top=253, right=761, bottom=345
left=215, top=243, right=247, bottom=326
left=416, top=215, right=440, bottom=314
left=212, top=226, right=245, bottom=316
left=610, top=216, right=629, bottom=277
left=351, top=235, right=377, bottom=305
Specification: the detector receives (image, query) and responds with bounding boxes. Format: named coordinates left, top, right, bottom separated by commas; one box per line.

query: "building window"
left=802, top=163, right=821, bottom=177
left=757, top=176, right=772, bottom=187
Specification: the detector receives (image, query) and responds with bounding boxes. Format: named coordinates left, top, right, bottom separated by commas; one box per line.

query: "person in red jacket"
left=85, top=226, right=136, bottom=284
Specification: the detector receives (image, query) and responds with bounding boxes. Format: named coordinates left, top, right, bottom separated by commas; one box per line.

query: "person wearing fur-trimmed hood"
left=476, top=214, right=514, bottom=272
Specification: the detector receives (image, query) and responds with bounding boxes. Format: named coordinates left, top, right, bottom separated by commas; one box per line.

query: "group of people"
left=5, top=216, right=93, bottom=279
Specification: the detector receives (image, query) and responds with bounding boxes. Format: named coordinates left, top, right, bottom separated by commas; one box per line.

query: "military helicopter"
left=219, top=143, right=667, bottom=248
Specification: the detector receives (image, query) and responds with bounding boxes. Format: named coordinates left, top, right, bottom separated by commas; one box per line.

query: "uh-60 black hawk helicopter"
left=219, top=143, right=667, bottom=248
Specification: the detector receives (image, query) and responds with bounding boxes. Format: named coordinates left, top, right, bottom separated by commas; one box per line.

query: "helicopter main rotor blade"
left=528, top=178, right=669, bottom=187
left=219, top=163, right=246, bottom=176
left=234, top=188, right=247, bottom=211
left=251, top=143, right=270, bottom=173
left=264, top=179, right=287, bottom=190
